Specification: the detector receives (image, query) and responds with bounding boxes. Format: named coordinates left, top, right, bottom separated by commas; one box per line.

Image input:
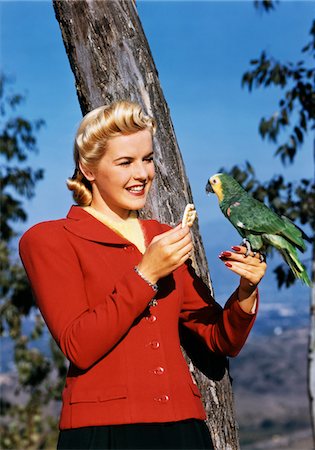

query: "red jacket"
left=19, top=206, right=257, bottom=430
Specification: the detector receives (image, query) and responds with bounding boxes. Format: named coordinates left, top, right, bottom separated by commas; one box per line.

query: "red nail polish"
left=232, top=246, right=241, bottom=251
left=222, top=251, right=232, bottom=257
left=225, top=262, right=232, bottom=268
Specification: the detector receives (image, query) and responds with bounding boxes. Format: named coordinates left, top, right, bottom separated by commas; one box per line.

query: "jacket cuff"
left=121, top=267, right=158, bottom=314
left=226, top=288, right=259, bottom=319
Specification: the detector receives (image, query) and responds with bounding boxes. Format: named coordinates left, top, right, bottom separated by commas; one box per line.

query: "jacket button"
left=123, top=246, right=134, bottom=253
left=153, top=366, right=164, bottom=375
left=155, top=395, right=170, bottom=403
left=146, top=315, right=157, bottom=323
left=150, top=340, right=160, bottom=349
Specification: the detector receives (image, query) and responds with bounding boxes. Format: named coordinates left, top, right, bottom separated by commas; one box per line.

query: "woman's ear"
left=79, top=161, right=95, bottom=182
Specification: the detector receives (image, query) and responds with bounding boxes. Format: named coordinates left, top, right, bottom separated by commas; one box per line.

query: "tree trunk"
left=53, top=1, right=240, bottom=448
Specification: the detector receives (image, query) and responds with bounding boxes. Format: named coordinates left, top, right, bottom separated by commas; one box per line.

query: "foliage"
left=242, top=20, right=315, bottom=164
left=225, top=5, right=314, bottom=288
left=0, top=75, right=66, bottom=449
left=0, top=76, right=44, bottom=242
left=254, top=0, right=279, bottom=13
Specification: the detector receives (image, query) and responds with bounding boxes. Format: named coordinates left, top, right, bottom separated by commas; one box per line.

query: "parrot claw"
left=241, top=239, right=266, bottom=262
left=242, top=239, right=252, bottom=257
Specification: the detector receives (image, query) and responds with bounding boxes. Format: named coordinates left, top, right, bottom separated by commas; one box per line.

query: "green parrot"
left=206, top=172, right=311, bottom=286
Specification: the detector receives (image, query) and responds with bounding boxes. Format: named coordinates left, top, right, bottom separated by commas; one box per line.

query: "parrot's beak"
left=205, top=180, right=214, bottom=194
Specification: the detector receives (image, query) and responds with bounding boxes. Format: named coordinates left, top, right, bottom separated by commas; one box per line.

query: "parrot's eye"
left=212, top=179, right=217, bottom=184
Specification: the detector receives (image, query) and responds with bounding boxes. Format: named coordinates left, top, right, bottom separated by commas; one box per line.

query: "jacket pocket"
left=189, top=382, right=202, bottom=398
left=70, top=385, right=128, bottom=404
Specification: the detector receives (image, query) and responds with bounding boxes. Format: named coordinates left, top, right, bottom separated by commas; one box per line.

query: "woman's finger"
left=231, top=245, right=264, bottom=261
left=219, top=251, right=263, bottom=267
left=165, top=232, right=192, bottom=258
left=223, top=260, right=266, bottom=284
left=151, top=224, right=186, bottom=244
left=177, top=241, right=193, bottom=259
left=160, top=225, right=191, bottom=246
left=177, top=249, right=193, bottom=267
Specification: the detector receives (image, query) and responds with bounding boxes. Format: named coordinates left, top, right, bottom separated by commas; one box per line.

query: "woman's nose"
left=133, top=162, right=148, bottom=180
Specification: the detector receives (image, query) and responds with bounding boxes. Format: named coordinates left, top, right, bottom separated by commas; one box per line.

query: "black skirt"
left=57, top=419, right=214, bottom=449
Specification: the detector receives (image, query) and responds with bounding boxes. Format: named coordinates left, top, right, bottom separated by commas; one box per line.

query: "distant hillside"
left=231, top=327, right=313, bottom=449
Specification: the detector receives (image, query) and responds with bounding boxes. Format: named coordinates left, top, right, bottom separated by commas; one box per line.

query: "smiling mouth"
left=126, top=184, right=146, bottom=195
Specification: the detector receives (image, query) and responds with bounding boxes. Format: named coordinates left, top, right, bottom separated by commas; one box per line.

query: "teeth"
left=128, top=186, right=144, bottom=192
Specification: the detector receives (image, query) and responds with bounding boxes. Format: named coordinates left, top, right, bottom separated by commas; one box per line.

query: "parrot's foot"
left=241, top=239, right=266, bottom=262
left=241, top=239, right=252, bottom=257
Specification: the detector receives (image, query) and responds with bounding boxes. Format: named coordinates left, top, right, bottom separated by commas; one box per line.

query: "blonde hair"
left=67, top=100, right=156, bottom=206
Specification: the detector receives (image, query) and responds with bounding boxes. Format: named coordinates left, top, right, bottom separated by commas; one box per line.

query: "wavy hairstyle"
left=67, top=100, right=156, bottom=206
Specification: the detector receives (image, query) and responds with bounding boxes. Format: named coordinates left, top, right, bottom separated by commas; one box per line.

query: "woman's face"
left=82, top=129, right=155, bottom=220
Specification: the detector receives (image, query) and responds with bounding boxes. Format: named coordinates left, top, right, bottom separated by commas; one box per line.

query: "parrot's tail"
left=264, top=234, right=311, bottom=287
left=279, top=247, right=311, bottom=286
left=281, top=215, right=309, bottom=252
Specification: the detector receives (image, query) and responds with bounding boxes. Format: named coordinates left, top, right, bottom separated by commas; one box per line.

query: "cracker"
left=181, top=203, right=197, bottom=228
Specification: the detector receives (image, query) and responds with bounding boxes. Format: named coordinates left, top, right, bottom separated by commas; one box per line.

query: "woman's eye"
left=119, top=156, right=153, bottom=166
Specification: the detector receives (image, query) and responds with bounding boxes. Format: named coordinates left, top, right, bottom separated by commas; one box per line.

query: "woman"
left=19, top=100, right=266, bottom=450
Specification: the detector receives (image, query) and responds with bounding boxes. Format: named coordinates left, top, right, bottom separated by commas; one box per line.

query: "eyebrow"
left=114, top=151, right=154, bottom=162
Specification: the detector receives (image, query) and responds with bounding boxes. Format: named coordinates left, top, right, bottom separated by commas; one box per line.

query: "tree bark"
left=53, top=1, right=240, bottom=448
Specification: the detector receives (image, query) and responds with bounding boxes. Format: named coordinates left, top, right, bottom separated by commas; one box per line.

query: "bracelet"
left=134, top=266, right=158, bottom=292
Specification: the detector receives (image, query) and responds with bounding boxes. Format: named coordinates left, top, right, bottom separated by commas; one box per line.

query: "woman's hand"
left=219, top=245, right=267, bottom=313
left=136, top=224, right=193, bottom=284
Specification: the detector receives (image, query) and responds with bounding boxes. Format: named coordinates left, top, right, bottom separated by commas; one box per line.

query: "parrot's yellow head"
left=206, top=173, right=224, bottom=202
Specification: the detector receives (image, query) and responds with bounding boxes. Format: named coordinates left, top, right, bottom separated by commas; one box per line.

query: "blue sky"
left=1, top=0, right=313, bottom=303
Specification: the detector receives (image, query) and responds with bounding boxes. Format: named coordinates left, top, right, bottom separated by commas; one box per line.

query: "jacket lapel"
left=64, top=205, right=162, bottom=246
left=64, top=206, right=129, bottom=245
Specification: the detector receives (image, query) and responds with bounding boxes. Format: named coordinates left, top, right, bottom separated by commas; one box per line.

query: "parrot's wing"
left=227, top=197, right=284, bottom=235
left=227, top=197, right=306, bottom=251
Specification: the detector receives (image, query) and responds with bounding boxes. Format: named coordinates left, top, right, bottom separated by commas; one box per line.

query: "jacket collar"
left=64, top=205, right=158, bottom=246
